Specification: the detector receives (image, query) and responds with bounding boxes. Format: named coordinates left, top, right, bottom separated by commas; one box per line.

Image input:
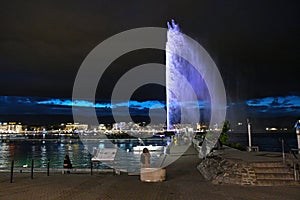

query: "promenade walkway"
left=0, top=146, right=299, bottom=200
left=215, top=146, right=286, bottom=162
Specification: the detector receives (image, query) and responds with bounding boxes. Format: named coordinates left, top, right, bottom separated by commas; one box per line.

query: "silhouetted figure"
left=140, top=148, right=151, bottom=168
left=63, top=155, right=72, bottom=173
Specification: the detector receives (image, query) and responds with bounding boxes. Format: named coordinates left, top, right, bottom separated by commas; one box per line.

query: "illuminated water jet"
left=166, top=20, right=210, bottom=130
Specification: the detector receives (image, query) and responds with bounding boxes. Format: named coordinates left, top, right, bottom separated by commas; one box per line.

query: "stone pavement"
left=214, top=146, right=286, bottom=163
left=0, top=146, right=299, bottom=200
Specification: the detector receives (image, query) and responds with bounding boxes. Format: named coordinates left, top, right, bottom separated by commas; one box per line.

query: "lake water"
left=0, top=132, right=298, bottom=170
left=0, top=137, right=168, bottom=172
left=228, top=132, right=298, bottom=152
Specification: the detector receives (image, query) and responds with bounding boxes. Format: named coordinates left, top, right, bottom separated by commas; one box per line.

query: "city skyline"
left=0, top=95, right=299, bottom=132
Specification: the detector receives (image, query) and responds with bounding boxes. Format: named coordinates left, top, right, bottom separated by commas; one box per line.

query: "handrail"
left=281, top=137, right=298, bottom=160
left=280, top=137, right=299, bottom=181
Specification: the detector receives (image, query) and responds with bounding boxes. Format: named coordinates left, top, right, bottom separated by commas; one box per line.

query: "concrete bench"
left=62, top=168, right=74, bottom=174
left=140, top=168, right=166, bottom=182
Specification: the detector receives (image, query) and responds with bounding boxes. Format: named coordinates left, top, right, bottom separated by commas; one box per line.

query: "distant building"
left=65, top=123, right=88, bottom=132
left=113, top=122, right=128, bottom=130
left=0, top=122, right=23, bottom=133
left=196, top=123, right=207, bottom=132
left=98, top=124, right=107, bottom=131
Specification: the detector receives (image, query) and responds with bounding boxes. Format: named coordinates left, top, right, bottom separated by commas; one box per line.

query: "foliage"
left=217, top=120, right=246, bottom=151
left=219, top=120, right=230, bottom=145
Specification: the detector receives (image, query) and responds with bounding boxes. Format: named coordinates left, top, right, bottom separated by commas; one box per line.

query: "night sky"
left=0, top=1, right=299, bottom=128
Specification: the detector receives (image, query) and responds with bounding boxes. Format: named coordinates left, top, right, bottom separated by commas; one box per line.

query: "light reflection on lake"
left=0, top=138, right=168, bottom=172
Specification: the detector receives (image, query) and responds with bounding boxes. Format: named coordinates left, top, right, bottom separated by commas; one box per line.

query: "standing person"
left=140, top=148, right=151, bottom=168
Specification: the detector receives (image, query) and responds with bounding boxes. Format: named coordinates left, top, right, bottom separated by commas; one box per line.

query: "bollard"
left=31, top=159, right=34, bottom=179
left=90, top=160, right=93, bottom=175
left=47, top=159, right=50, bottom=176
left=10, top=160, right=14, bottom=183
left=295, top=119, right=300, bottom=154
left=247, top=119, right=252, bottom=151
left=282, top=139, right=285, bottom=163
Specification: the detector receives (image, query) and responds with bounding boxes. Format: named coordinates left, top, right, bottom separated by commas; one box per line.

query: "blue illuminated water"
left=166, top=20, right=210, bottom=129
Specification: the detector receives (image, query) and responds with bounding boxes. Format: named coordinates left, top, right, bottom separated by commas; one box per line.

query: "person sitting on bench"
left=63, top=155, right=72, bottom=173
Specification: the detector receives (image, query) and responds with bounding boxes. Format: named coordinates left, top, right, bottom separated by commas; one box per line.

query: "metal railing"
left=281, top=138, right=299, bottom=181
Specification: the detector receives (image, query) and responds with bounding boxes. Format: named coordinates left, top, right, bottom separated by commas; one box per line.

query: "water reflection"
left=0, top=138, right=168, bottom=170
left=0, top=142, right=9, bottom=168
left=40, top=145, right=47, bottom=167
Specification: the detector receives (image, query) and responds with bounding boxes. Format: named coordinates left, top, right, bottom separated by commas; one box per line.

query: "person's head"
left=65, top=155, right=69, bottom=159
left=143, top=148, right=149, bottom=153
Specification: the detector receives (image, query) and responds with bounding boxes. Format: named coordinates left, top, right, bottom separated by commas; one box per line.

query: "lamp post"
left=247, top=118, right=252, bottom=152
left=295, top=119, right=300, bottom=154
